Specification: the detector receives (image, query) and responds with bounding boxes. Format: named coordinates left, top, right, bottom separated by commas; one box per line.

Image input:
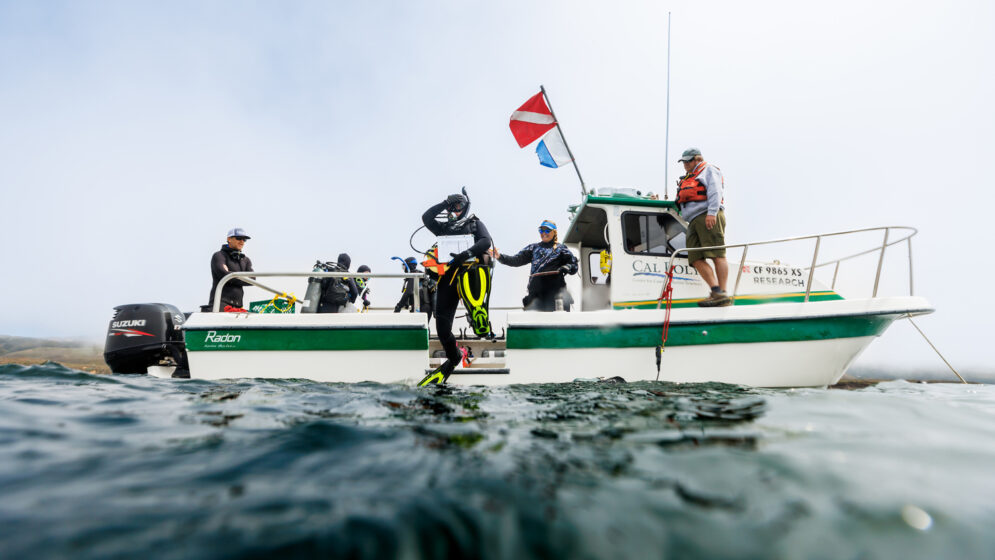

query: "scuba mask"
left=446, top=187, right=471, bottom=222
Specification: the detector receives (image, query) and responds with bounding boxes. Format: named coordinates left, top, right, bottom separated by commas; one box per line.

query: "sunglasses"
left=233, top=237, right=248, bottom=241
left=538, top=228, right=553, bottom=234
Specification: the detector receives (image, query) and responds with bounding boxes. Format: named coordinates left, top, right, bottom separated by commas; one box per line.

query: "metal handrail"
left=212, top=271, right=425, bottom=313
left=662, top=225, right=918, bottom=305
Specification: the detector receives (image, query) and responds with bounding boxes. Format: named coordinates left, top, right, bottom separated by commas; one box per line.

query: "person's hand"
left=558, top=265, right=571, bottom=276
left=705, top=215, right=716, bottom=230
left=449, top=250, right=472, bottom=267
left=446, top=194, right=467, bottom=210
left=489, top=247, right=501, bottom=259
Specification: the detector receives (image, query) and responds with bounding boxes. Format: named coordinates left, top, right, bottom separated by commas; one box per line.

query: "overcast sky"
left=1, top=1, right=992, bottom=374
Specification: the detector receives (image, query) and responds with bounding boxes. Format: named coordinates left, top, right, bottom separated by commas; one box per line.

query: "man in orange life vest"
left=676, top=148, right=731, bottom=307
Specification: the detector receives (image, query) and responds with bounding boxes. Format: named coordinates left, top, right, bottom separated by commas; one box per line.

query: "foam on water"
left=1, top=363, right=993, bottom=559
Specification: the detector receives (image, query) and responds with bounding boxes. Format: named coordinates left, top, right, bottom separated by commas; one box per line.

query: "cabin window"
left=621, top=211, right=686, bottom=256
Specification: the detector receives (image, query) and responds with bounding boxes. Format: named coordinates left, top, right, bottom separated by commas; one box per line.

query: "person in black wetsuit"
left=491, top=219, right=578, bottom=311
left=356, top=265, right=372, bottom=310
left=394, top=257, right=435, bottom=319
left=421, top=192, right=491, bottom=382
left=318, top=253, right=360, bottom=313
left=206, top=227, right=255, bottom=311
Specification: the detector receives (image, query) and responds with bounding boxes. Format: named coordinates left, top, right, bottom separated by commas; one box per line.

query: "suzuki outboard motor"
left=104, top=303, right=189, bottom=377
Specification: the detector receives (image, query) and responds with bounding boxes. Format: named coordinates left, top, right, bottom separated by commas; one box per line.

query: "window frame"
left=620, top=210, right=685, bottom=257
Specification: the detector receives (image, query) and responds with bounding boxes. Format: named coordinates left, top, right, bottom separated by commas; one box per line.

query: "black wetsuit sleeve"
left=346, top=278, right=359, bottom=303
left=212, top=251, right=249, bottom=287
left=211, top=252, right=228, bottom=282
left=236, top=256, right=254, bottom=286
left=558, top=246, right=578, bottom=274
left=468, top=219, right=492, bottom=257
left=422, top=201, right=449, bottom=236
left=498, top=245, right=533, bottom=267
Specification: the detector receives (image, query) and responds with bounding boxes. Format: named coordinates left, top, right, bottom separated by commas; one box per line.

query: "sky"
left=1, top=1, right=992, bottom=375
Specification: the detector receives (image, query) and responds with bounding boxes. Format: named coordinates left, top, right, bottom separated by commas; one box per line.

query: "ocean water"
left=1, top=364, right=994, bottom=559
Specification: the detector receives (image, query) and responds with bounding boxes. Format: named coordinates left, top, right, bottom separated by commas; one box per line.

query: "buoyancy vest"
left=676, top=162, right=709, bottom=204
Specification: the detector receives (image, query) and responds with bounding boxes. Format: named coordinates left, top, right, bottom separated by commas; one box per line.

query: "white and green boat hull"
left=176, top=297, right=930, bottom=387
left=491, top=297, right=931, bottom=387
left=182, top=313, right=429, bottom=383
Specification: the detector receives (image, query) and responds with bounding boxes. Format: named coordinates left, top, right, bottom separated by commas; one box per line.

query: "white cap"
left=226, top=227, right=251, bottom=239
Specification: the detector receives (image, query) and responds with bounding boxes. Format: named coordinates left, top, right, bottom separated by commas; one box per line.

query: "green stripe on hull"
left=507, top=313, right=897, bottom=350
left=185, top=327, right=429, bottom=351
left=614, top=291, right=844, bottom=309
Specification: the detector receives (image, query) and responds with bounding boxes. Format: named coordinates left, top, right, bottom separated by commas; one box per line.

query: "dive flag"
left=509, top=92, right=556, bottom=147
left=535, top=128, right=573, bottom=168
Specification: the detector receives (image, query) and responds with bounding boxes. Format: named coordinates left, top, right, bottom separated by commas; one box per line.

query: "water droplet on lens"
left=901, top=504, right=933, bottom=531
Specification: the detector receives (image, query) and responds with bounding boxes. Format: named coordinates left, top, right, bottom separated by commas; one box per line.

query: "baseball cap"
left=677, top=148, right=702, bottom=162
left=539, top=220, right=557, bottom=231
left=226, top=227, right=251, bottom=239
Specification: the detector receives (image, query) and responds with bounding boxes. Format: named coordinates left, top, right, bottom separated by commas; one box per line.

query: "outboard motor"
left=104, top=303, right=189, bottom=377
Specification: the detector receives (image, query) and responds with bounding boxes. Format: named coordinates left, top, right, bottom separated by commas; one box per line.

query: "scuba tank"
left=302, top=260, right=324, bottom=314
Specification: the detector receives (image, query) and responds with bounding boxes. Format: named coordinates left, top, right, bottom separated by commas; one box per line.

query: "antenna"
left=664, top=11, right=672, bottom=200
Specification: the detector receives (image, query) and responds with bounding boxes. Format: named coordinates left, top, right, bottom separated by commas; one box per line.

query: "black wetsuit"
left=394, top=274, right=435, bottom=319
left=208, top=245, right=254, bottom=310
left=498, top=241, right=578, bottom=311
left=318, top=253, right=359, bottom=313
left=422, top=201, right=492, bottom=365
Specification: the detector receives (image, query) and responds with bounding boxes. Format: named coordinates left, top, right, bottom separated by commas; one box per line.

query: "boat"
left=103, top=188, right=932, bottom=387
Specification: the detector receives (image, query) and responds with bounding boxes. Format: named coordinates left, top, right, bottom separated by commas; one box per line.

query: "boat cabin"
left=562, top=188, right=690, bottom=310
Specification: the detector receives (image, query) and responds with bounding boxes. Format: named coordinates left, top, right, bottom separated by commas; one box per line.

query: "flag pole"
left=540, top=85, right=587, bottom=197
left=663, top=11, right=672, bottom=200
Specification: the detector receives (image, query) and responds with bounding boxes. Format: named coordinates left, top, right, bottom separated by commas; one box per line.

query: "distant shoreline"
left=0, top=357, right=110, bottom=375
left=0, top=334, right=109, bottom=374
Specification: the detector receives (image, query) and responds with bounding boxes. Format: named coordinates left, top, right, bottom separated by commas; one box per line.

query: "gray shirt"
left=678, top=163, right=725, bottom=223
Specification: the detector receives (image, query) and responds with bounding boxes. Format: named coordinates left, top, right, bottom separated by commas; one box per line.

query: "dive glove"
left=446, top=194, right=467, bottom=211
left=449, top=250, right=473, bottom=267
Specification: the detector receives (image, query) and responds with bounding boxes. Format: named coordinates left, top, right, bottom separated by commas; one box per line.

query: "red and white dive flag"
left=509, top=92, right=556, bottom=147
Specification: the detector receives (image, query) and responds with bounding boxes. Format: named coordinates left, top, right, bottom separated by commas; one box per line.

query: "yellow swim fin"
left=418, top=360, right=455, bottom=387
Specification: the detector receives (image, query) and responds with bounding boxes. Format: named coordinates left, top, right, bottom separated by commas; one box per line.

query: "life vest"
left=676, top=162, right=709, bottom=204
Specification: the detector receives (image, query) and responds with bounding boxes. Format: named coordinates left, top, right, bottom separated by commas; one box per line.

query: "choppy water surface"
left=1, top=364, right=994, bottom=559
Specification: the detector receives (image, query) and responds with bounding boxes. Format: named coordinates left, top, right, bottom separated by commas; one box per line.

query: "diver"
left=394, top=256, right=435, bottom=319
left=317, top=253, right=359, bottom=313
left=356, top=265, right=372, bottom=311
left=491, top=219, right=578, bottom=311
left=418, top=191, right=492, bottom=385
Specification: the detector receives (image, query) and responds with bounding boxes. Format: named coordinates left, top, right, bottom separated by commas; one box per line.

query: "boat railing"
left=664, top=225, right=918, bottom=303
left=212, top=271, right=426, bottom=313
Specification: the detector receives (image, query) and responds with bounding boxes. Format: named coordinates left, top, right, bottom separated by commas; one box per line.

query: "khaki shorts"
left=686, top=210, right=726, bottom=264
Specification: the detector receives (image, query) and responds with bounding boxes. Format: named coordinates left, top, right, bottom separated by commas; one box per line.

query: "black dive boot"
left=418, top=360, right=456, bottom=387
